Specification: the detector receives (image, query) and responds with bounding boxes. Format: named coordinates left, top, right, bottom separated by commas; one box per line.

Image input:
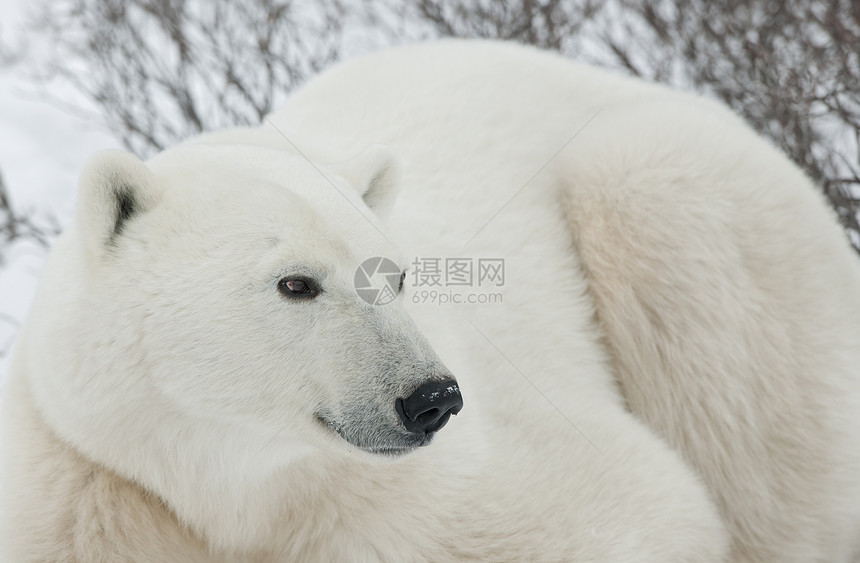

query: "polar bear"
left=3, top=39, right=860, bottom=562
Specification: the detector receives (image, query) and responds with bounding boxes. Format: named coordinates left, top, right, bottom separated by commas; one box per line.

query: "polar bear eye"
left=278, top=277, right=319, bottom=299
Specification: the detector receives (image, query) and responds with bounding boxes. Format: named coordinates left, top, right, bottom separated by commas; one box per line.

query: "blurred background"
left=1, top=0, right=858, bottom=382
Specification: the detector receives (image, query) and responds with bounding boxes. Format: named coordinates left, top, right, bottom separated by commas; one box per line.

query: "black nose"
left=395, top=380, right=463, bottom=435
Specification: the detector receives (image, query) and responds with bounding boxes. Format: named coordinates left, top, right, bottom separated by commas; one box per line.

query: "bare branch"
left=0, top=169, right=62, bottom=265
left=27, top=0, right=346, bottom=157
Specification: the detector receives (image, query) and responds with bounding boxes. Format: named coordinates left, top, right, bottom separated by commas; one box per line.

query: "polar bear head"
left=24, top=138, right=462, bottom=485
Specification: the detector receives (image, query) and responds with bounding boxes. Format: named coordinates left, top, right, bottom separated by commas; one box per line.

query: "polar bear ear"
left=76, top=150, right=161, bottom=257
left=335, top=145, right=400, bottom=219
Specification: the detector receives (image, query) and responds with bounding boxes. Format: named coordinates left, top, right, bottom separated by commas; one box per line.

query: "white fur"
left=4, top=39, right=859, bottom=561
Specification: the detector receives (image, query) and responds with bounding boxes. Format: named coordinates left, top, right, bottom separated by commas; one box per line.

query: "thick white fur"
left=3, top=40, right=859, bottom=561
